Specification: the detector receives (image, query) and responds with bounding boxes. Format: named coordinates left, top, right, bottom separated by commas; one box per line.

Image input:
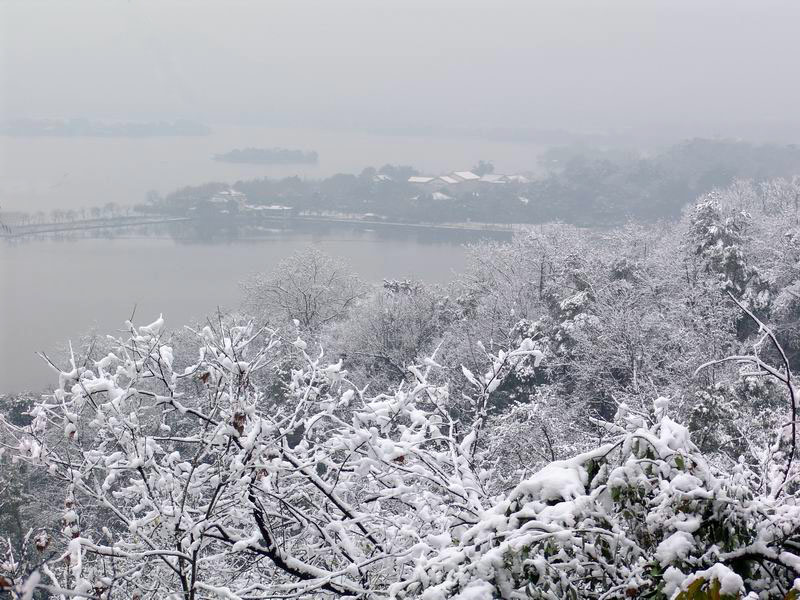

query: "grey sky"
left=3, top=0, right=800, bottom=138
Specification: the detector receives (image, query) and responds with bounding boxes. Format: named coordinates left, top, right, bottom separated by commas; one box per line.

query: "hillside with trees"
left=3, top=178, right=800, bottom=598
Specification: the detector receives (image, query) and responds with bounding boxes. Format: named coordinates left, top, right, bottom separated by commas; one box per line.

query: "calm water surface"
left=0, top=233, right=475, bottom=393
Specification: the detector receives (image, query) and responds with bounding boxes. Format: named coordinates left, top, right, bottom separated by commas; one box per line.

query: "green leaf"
left=675, top=577, right=742, bottom=600
left=676, top=578, right=707, bottom=600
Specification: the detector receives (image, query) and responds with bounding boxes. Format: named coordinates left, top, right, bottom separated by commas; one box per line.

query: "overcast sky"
left=3, top=0, right=800, bottom=139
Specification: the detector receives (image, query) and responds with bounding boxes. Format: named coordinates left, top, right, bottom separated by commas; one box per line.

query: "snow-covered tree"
left=396, top=298, right=800, bottom=600
left=241, top=248, right=367, bottom=333
left=396, top=397, right=800, bottom=599
left=322, top=280, right=455, bottom=388
left=0, top=314, right=538, bottom=599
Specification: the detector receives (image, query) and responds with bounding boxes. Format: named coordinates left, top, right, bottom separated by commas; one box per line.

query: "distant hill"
left=0, top=118, right=211, bottom=137
left=214, top=147, right=319, bottom=165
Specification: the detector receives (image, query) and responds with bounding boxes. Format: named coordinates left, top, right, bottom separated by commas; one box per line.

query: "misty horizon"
left=3, top=1, right=800, bottom=144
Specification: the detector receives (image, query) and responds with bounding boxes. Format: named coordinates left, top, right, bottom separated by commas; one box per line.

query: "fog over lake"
left=0, top=125, right=546, bottom=213
left=0, top=232, right=474, bottom=393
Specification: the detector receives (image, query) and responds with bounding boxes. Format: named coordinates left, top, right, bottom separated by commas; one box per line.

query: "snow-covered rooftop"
left=507, top=174, right=531, bottom=183
left=243, top=204, right=293, bottom=211
left=211, top=188, right=247, bottom=203
left=479, top=174, right=508, bottom=183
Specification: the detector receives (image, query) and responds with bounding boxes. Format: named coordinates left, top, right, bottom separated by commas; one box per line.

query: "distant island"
left=0, top=118, right=211, bottom=137
left=214, top=147, right=319, bottom=165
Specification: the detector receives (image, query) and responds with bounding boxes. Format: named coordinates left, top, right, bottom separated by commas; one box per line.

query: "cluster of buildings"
left=204, top=189, right=296, bottom=216
left=192, top=167, right=534, bottom=216
left=399, top=170, right=532, bottom=201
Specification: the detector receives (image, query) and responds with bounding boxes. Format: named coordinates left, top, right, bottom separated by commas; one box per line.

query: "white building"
left=479, top=174, right=509, bottom=184
left=210, top=189, right=247, bottom=205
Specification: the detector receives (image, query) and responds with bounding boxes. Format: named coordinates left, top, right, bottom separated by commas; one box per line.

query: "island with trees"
left=213, top=147, right=319, bottom=165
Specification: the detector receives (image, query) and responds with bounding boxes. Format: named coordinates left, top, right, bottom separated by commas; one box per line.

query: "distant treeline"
left=0, top=118, right=211, bottom=137
left=213, top=147, right=319, bottom=165
left=148, top=138, right=800, bottom=226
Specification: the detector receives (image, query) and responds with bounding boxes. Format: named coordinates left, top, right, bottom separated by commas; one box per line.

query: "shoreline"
left=1, top=213, right=520, bottom=242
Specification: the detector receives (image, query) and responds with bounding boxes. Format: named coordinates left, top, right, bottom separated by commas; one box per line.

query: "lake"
left=0, top=230, right=489, bottom=393
left=0, top=123, right=533, bottom=392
